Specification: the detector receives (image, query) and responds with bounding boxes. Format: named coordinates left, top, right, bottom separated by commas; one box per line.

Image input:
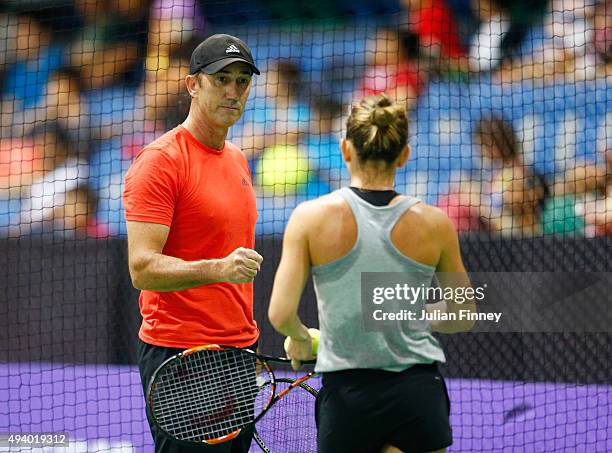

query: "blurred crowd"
left=0, top=0, right=610, bottom=238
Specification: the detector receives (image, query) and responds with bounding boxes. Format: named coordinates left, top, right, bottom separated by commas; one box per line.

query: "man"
left=123, top=34, right=263, bottom=453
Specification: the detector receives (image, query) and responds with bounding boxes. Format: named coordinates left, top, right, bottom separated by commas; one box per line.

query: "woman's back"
left=304, top=190, right=448, bottom=269
left=302, top=188, right=450, bottom=372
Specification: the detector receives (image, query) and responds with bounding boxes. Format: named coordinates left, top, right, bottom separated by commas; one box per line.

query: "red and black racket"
left=252, top=377, right=318, bottom=453
left=146, top=344, right=315, bottom=445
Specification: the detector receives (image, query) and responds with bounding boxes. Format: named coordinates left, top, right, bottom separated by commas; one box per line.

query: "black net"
left=0, top=0, right=610, bottom=451
left=253, top=379, right=318, bottom=453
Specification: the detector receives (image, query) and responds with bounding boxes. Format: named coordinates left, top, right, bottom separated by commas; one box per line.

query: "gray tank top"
left=312, top=187, right=446, bottom=372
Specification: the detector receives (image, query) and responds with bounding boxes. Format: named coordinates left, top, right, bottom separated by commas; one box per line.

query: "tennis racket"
left=146, top=344, right=315, bottom=445
left=253, top=378, right=318, bottom=453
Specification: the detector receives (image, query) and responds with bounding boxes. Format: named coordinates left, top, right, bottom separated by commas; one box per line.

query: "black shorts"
left=137, top=339, right=255, bottom=453
left=316, top=363, right=452, bottom=453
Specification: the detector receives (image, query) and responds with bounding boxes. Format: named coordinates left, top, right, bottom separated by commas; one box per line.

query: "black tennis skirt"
left=316, top=362, right=453, bottom=453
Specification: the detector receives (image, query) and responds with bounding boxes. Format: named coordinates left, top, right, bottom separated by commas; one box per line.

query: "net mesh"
left=253, top=379, right=318, bottom=453
left=0, top=0, right=610, bottom=452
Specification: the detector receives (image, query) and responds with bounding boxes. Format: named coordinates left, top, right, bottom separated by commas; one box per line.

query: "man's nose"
left=225, top=81, right=240, bottom=100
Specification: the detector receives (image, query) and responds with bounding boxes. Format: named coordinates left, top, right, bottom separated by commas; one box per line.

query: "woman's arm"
left=268, top=203, right=316, bottom=367
left=428, top=211, right=477, bottom=333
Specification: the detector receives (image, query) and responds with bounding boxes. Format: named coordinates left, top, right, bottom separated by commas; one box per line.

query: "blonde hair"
left=346, top=94, right=408, bottom=165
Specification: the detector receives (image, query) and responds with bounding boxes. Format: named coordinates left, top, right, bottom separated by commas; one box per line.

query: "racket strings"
left=155, top=351, right=256, bottom=439
left=151, top=349, right=271, bottom=441
left=155, top=354, right=244, bottom=419
left=155, top=363, right=253, bottom=436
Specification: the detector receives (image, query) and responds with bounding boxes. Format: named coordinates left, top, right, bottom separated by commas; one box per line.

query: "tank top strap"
left=382, top=196, right=421, bottom=234
left=337, top=188, right=421, bottom=236
left=337, top=187, right=362, bottom=212
left=336, top=187, right=367, bottom=232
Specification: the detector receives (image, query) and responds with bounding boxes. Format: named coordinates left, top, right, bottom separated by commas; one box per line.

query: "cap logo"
left=226, top=44, right=240, bottom=54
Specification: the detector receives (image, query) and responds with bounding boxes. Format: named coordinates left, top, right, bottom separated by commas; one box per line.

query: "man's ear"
left=185, top=74, right=200, bottom=98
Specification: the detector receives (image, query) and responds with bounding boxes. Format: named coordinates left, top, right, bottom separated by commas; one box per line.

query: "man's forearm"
left=131, top=252, right=225, bottom=292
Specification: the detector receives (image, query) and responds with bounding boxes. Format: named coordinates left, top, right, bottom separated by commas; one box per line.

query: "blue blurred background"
left=0, top=0, right=610, bottom=237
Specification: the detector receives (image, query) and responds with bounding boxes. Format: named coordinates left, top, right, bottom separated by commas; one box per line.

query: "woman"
left=474, top=114, right=548, bottom=237
left=268, top=94, right=475, bottom=453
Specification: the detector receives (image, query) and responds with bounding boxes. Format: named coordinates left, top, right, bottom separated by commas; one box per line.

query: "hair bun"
left=370, top=106, right=394, bottom=130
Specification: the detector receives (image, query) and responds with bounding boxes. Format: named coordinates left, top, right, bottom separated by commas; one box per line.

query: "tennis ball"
left=308, top=328, right=320, bottom=356
left=283, top=328, right=320, bottom=356
left=256, top=145, right=310, bottom=196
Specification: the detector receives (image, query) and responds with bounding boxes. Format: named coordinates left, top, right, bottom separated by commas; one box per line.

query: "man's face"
left=192, top=62, right=253, bottom=129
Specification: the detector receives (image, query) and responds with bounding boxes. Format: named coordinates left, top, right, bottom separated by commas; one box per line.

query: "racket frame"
left=146, top=344, right=315, bottom=446
left=252, top=377, right=319, bottom=453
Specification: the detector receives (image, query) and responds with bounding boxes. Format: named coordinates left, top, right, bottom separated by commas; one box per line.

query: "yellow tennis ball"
left=283, top=328, right=320, bottom=356
left=256, top=145, right=310, bottom=196
left=308, top=328, right=320, bottom=356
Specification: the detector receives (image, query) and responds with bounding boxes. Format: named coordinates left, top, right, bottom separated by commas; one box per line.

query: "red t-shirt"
left=362, top=62, right=423, bottom=98
left=411, top=0, right=466, bottom=59
left=436, top=193, right=482, bottom=232
left=123, top=125, right=259, bottom=348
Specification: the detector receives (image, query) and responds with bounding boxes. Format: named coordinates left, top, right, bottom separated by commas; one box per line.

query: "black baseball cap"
left=189, top=34, right=260, bottom=75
